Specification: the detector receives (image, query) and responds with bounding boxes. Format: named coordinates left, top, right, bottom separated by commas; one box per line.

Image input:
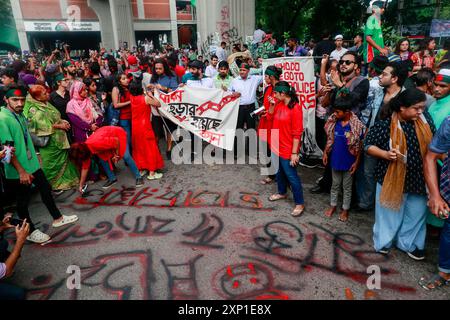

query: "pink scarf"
left=66, top=80, right=95, bottom=124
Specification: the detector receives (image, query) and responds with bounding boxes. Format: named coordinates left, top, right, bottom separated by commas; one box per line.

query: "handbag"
left=30, top=133, right=50, bottom=148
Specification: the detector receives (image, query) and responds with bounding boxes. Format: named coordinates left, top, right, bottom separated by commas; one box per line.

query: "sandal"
left=291, top=206, right=305, bottom=217
left=268, top=194, right=287, bottom=202
left=260, top=177, right=274, bottom=185
left=419, top=273, right=450, bottom=290
left=52, top=215, right=79, bottom=228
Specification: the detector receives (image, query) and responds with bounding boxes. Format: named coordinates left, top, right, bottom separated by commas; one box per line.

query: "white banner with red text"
left=155, top=86, right=240, bottom=151
left=262, top=57, right=322, bottom=159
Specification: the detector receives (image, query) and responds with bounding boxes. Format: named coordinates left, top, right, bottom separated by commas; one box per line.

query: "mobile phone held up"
left=9, top=218, right=25, bottom=227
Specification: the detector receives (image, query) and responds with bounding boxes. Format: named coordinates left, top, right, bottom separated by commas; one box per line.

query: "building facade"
left=10, top=0, right=255, bottom=53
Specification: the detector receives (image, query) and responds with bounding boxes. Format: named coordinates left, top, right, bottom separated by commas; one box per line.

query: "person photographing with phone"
left=0, top=84, right=79, bottom=244
left=0, top=217, right=30, bottom=300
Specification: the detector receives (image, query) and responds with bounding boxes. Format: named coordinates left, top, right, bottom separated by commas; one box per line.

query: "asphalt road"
left=3, top=152, right=450, bottom=300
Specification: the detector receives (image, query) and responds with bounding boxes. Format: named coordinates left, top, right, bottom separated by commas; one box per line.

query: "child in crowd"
left=323, top=95, right=365, bottom=222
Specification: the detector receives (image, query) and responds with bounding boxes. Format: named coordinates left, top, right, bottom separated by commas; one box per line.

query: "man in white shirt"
left=205, top=55, right=219, bottom=78
left=330, top=34, right=348, bottom=61
left=229, top=63, right=263, bottom=130
left=215, top=42, right=228, bottom=62
left=182, top=60, right=215, bottom=89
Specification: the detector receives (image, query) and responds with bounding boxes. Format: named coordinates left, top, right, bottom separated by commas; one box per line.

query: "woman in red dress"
left=258, top=65, right=282, bottom=185
left=129, top=80, right=164, bottom=180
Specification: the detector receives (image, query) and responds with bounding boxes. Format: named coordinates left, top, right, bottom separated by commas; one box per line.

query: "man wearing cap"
left=181, top=60, right=214, bottom=89
left=330, top=35, right=348, bottom=61
left=229, top=62, right=263, bottom=131
left=363, top=1, right=388, bottom=64
left=429, top=69, right=450, bottom=130
left=62, top=60, right=77, bottom=91
left=0, top=84, right=78, bottom=244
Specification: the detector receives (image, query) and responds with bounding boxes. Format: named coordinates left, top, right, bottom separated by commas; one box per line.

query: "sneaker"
left=52, top=215, right=79, bottom=228
left=310, top=185, right=328, bottom=194
left=102, top=179, right=117, bottom=189
left=378, top=247, right=390, bottom=254
left=139, top=170, right=148, bottom=177
left=147, top=172, right=163, bottom=180
left=27, top=230, right=51, bottom=244
left=407, top=249, right=425, bottom=261
left=136, top=177, right=144, bottom=188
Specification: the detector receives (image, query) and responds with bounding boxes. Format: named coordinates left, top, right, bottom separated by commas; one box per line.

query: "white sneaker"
left=147, top=172, right=163, bottom=180
left=27, top=230, right=51, bottom=243
left=140, top=170, right=149, bottom=177
left=52, top=215, right=79, bottom=228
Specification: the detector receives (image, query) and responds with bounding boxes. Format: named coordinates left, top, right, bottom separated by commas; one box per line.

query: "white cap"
left=335, top=34, right=344, bottom=40
left=438, top=68, right=450, bottom=77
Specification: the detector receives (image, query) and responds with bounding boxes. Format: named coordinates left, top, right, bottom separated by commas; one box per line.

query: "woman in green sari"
left=24, top=85, right=79, bottom=191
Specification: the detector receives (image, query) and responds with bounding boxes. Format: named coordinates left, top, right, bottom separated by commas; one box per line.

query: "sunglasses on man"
left=339, top=60, right=355, bottom=66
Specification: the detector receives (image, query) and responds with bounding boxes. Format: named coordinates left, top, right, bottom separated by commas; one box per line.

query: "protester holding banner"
left=229, top=63, right=263, bottom=132
left=129, top=81, right=164, bottom=180
left=149, top=58, right=180, bottom=159
left=266, top=81, right=305, bottom=217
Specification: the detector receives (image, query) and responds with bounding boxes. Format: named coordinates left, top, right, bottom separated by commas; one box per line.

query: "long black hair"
left=114, top=73, right=128, bottom=97
left=383, top=88, right=426, bottom=119
left=151, top=58, right=174, bottom=84
left=275, top=81, right=299, bottom=109
left=129, top=80, right=144, bottom=97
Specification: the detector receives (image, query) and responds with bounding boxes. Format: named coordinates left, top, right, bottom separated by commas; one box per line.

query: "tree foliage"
left=256, top=0, right=450, bottom=43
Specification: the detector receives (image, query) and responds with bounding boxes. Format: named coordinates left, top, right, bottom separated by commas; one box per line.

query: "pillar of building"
left=169, top=0, right=180, bottom=48
left=9, top=0, right=29, bottom=51
left=87, top=0, right=115, bottom=50
left=108, top=0, right=136, bottom=49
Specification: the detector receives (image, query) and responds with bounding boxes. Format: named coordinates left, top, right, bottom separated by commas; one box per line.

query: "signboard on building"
left=430, top=19, right=450, bottom=38
left=24, top=21, right=100, bottom=32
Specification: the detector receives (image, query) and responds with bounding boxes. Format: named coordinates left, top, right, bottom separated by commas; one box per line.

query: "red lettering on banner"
left=160, top=90, right=184, bottom=104
left=197, top=94, right=239, bottom=115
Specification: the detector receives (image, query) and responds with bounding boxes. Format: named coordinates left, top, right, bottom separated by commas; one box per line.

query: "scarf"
left=66, top=80, right=96, bottom=124
left=324, top=113, right=365, bottom=156
left=380, top=112, right=433, bottom=211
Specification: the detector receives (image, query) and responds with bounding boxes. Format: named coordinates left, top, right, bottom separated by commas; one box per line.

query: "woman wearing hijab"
left=364, top=88, right=435, bottom=260
left=66, top=80, right=102, bottom=143
left=24, top=85, right=79, bottom=192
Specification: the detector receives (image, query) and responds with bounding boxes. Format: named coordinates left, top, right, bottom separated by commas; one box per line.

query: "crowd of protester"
left=1, top=1, right=450, bottom=299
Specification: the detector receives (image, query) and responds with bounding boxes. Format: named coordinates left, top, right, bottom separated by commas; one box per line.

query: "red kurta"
left=266, top=101, right=303, bottom=160
left=257, top=85, right=277, bottom=143
left=130, top=95, right=164, bottom=171
left=83, top=126, right=127, bottom=169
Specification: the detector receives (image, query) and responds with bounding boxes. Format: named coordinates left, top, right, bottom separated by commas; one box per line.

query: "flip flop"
left=268, top=194, right=287, bottom=202
left=291, top=206, right=305, bottom=217
left=338, top=211, right=349, bottom=222
left=419, top=274, right=450, bottom=291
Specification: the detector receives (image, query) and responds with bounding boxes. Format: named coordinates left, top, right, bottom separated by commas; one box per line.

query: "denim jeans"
left=358, top=154, right=378, bottom=210
left=439, top=216, right=450, bottom=273
left=119, top=119, right=132, bottom=153
left=0, top=283, right=26, bottom=300
left=272, top=154, right=305, bottom=205
left=99, top=143, right=141, bottom=181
